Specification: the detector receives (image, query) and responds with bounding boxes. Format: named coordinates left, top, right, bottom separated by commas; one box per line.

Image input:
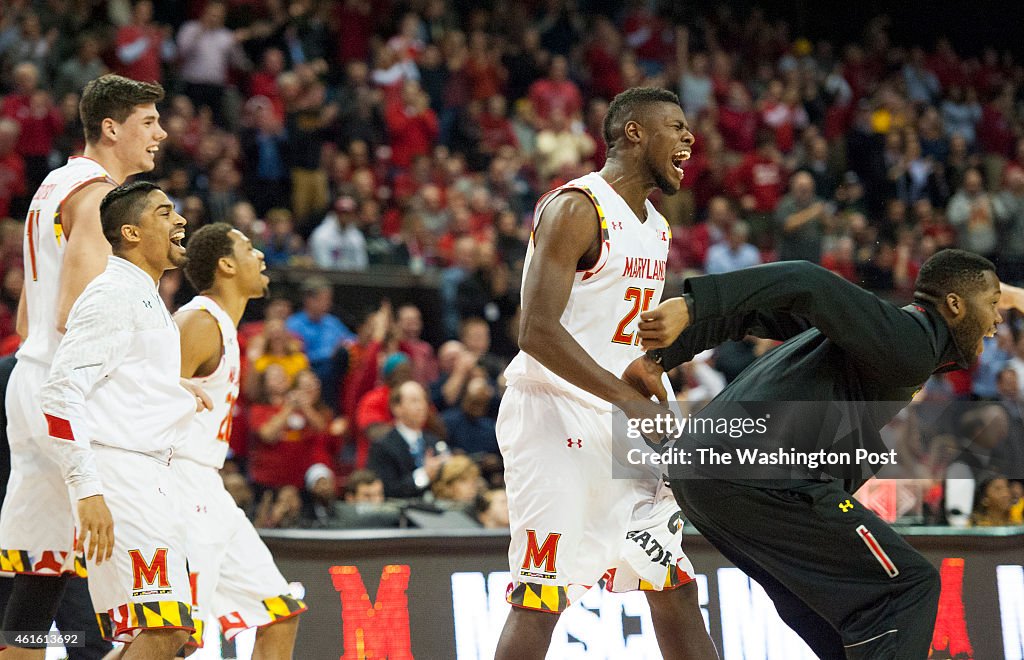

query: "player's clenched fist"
left=621, top=355, right=668, bottom=403
left=77, top=495, right=114, bottom=564
left=638, top=296, right=691, bottom=350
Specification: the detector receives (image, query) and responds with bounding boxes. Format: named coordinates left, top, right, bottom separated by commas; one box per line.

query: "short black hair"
left=80, top=74, right=164, bottom=144
left=915, top=249, right=996, bottom=300
left=602, top=87, right=681, bottom=147
left=183, top=222, right=235, bottom=292
left=99, top=181, right=161, bottom=249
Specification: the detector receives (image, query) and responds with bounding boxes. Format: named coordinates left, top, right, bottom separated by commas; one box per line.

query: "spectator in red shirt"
left=354, top=353, right=413, bottom=468
left=757, top=79, right=808, bottom=153
left=1, top=62, right=62, bottom=194
left=0, top=119, right=26, bottom=220
left=333, top=0, right=374, bottom=64
left=717, top=81, right=758, bottom=153
left=977, top=84, right=1016, bottom=158
left=621, top=2, right=674, bottom=74
left=114, top=0, right=171, bottom=84
left=385, top=80, right=440, bottom=170
left=820, top=235, right=858, bottom=282
left=683, top=129, right=730, bottom=210
left=248, top=365, right=335, bottom=493
left=248, top=47, right=286, bottom=120
left=477, top=95, right=519, bottom=160
left=583, top=17, right=624, bottom=102
left=687, top=195, right=734, bottom=267
left=465, top=31, right=507, bottom=102
left=927, top=38, right=967, bottom=92
left=726, top=129, right=787, bottom=216
left=397, top=303, right=439, bottom=387
left=527, top=55, right=583, bottom=130
left=972, top=47, right=1006, bottom=99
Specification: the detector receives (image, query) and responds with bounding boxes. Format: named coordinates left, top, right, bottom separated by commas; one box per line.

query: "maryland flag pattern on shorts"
left=263, top=594, right=308, bottom=622
left=188, top=618, right=205, bottom=648
left=0, top=548, right=86, bottom=577
left=507, top=582, right=568, bottom=612
left=637, top=562, right=689, bottom=591
left=96, top=600, right=194, bottom=642
left=0, top=549, right=30, bottom=573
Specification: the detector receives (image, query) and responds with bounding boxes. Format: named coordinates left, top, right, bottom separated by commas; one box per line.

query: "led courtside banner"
left=177, top=527, right=1024, bottom=660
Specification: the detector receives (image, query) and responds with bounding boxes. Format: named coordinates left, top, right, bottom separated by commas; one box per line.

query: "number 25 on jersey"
left=611, top=287, right=655, bottom=345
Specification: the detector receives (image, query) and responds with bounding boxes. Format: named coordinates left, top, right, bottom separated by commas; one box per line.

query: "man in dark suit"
left=368, top=380, right=445, bottom=498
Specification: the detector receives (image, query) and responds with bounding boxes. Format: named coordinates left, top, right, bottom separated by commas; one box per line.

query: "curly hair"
left=183, top=222, right=235, bottom=292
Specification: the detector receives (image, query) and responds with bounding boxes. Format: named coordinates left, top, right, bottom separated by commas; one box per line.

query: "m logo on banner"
left=331, top=564, right=413, bottom=660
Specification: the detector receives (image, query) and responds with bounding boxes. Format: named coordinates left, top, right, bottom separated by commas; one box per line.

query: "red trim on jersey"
left=532, top=184, right=610, bottom=277
left=45, top=414, right=74, bottom=441
left=56, top=175, right=117, bottom=238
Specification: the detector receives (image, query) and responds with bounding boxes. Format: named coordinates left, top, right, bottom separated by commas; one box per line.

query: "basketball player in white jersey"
left=173, top=223, right=305, bottom=655
left=494, top=88, right=718, bottom=659
left=41, top=181, right=204, bottom=657
left=0, top=75, right=166, bottom=658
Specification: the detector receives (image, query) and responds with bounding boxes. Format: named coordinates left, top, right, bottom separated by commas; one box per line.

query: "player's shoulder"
left=538, top=187, right=600, bottom=225
left=174, top=305, right=222, bottom=335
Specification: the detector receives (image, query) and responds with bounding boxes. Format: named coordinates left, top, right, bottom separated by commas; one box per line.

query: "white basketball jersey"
left=176, top=295, right=240, bottom=468
left=18, top=157, right=115, bottom=365
left=504, top=172, right=672, bottom=410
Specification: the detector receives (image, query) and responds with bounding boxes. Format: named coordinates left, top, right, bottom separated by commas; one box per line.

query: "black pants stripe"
left=672, top=479, right=940, bottom=659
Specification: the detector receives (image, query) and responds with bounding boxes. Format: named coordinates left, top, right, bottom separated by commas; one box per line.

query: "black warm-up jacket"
left=651, top=261, right=971, bottom=490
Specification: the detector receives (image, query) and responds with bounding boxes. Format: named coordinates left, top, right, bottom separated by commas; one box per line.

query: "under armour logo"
left=142, top=300, right=152, bottom=308
left=566, top=438, right=582, bottom=448
left=610, top=221, right=623, bottom=230
left=839, top=499, right=854, bottom=512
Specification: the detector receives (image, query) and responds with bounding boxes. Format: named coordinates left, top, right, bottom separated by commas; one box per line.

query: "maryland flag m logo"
left=129, top=548, right=170, bottom=590
left=521, top=530, right=561, bottom=573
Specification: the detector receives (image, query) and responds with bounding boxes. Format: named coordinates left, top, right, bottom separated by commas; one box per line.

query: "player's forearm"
left=519, top=318, right=638, bottom=404
left=40, top=399, right=103, bottom=500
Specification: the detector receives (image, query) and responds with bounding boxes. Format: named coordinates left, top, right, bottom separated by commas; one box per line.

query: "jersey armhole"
left=189, top=305, right=228, bottom=380
left=56, top=176, right=118, bottom=240
left=531, top=185, right=610, bottom=279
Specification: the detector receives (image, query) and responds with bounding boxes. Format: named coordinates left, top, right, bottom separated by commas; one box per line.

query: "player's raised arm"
left=519, top=191, right=651, bottom=407
left=55, top=182, right=115, bottom=333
